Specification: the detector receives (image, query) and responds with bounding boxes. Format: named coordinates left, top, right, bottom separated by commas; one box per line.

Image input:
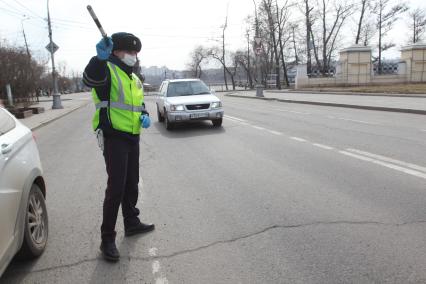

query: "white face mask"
left=121, top=53, right=137, bottom=66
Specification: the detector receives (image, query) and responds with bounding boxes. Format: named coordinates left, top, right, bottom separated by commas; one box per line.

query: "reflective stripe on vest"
left=95, top=101, right=144, bottom=112
left=96, top=63, right=141, bottom=112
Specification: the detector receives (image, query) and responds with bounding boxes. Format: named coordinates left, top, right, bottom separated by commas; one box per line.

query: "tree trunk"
left=378, top=2, right=382, bottom=74
left=355, top=0, right=367, bottom=44
left=305, top=0, right=312, bottom=75
left=222, top=28, right=228, bottom=90
left=264, top=0, right=281, bottom=89
left=246, top=33, right=253, bottom=88
left=322, top=0, right=328, bottom=75
left=279, top=41, right=290, bottom=87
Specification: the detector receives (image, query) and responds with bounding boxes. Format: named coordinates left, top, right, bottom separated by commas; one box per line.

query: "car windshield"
left=166, top=81, right=211, bottom=97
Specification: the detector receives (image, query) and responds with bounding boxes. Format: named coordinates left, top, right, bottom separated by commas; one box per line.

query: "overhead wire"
left=11, top=0, right=44, bottom=20
left=0, top=0, right=23, bottom=15
left=0, top=6, right=25, bottom=17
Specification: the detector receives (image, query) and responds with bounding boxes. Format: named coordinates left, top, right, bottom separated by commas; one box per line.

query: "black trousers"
left=101, top=136, right=140, bottom=242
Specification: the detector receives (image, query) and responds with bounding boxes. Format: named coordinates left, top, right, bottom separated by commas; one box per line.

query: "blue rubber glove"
left=96, top=37, right=113, bottom=60
left=140, top=114, right=151, bottom=129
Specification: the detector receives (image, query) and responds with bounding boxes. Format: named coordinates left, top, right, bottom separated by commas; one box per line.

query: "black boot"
left=125, top=222, right=155, bottom=237
left=100, top=241, right=120, bottom=262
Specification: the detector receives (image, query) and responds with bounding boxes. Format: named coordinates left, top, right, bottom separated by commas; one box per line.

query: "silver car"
left=156, top=79, right=224, bottom=130
left=0, top=107, right=48, bottom=277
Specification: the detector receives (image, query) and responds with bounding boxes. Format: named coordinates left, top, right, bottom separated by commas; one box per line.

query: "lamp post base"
left=255, top=84, right=264, bottom=97
left=52, top=94, right=63, bottom=109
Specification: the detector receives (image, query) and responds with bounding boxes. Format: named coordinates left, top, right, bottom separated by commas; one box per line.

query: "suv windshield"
left=166, top=81, right=210, bottom=97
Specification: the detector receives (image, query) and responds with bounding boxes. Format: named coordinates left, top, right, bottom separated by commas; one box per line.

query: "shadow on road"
left=0, top=257, right=39, bottom=283
left=153, top=120, right=226, bottom=139
left=89, top=234, right=152, bottom=284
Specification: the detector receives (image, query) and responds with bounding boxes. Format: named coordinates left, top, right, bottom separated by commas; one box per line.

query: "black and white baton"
left=87, top=5, right=108, bottom=39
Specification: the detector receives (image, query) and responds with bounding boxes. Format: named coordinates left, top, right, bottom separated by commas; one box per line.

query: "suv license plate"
left=190, top=113, right=208, bottom=119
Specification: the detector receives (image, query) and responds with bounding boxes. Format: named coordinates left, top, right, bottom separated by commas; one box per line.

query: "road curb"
left=226, top=94, right=426, bottom=115
left=267, top=90, right=426, bottom=98
left=30, top=101, right=92, bottom=131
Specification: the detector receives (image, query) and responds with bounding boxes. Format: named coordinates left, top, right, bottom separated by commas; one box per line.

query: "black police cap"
left=111, top=32, right=142, bottom=52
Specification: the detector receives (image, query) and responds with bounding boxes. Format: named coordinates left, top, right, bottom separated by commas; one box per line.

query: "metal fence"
left=373, top=62, right=399, bottom=75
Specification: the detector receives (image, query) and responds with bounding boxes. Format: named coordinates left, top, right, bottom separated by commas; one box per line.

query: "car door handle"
left=1, top=144, right=13, bottom=154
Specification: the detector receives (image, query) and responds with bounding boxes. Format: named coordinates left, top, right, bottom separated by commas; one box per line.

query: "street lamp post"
left=252, top=0, right=264, bottom=97
left=47, top=0, right=63, bottom=109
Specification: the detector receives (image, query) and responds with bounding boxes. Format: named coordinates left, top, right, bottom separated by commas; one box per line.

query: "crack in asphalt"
left=139, top=219, right=426, bottom=261
left=4, top=219, right=426, bottom=278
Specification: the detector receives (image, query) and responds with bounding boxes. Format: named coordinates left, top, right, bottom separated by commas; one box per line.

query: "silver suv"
left=156, top=79, right=224, bottom=130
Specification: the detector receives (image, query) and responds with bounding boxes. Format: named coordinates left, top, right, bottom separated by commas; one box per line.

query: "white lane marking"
left=152, top=261, right=161, bottom=274
left=149, top=247, right=158, bottom=256
left=290, top=137, right=308, bottom=142
left=224, top=115, right=247, bottom=122
left=274, top=108, right=311, bottom=115
left=268, top=130, right=283, bottom=136
left=346, top=148, right=426, bottom=173
left=156, top=278, right=169, bottom=284
left=138, top=177, right=144, bottom=204
left=312, top=143, right=334, bottom=150
left=149, top=248, right=169, bottom=283
left=337, top=117, right=378, bottom=125
left=252, top=125, right=266, bottom=130
left=339, top=151, right=426, bottom=180
left=327, top=116, right=378, bottom=125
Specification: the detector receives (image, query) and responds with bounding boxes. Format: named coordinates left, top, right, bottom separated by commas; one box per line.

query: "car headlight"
left=211, top=101, right=222, bottom=109
left=170, top=104, right=185, bottom=111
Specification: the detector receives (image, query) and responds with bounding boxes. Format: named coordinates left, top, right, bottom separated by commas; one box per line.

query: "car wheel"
left=157, top=105, right=164, bottom=122
left=164, top=111, right=173, bottom=130
left=16, top=184, right=48, bottom=259
left=212, top=118, right=223, bottom=127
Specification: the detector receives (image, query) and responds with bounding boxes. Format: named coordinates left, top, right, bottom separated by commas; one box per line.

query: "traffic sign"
left=46, top=41, right=59, bottom=54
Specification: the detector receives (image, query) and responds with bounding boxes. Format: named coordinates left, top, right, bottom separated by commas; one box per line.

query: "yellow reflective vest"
left=91, top=62, right=144, bottom=135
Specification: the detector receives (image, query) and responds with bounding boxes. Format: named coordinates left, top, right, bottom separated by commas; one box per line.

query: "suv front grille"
left=186, top=103, right=210, bottom=110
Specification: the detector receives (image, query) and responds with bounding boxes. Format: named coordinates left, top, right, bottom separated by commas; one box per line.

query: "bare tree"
left=234, top=49, right=254, bottom=88
left=355, top=0, right=370, bottom=45
left=360, top=18, right=376, bottom=46
left=373, top=0, right=408, bottom=74
left=310, top=0, right=353, bottom=76
left=409, top=8, right=426, bottom=43
left=290, top=23, right=300, bottom=64
left=221, top=13, right=229, bottom=90
left=275, top=0, right=292, bottom=87
left=302, top=0, right=314, bottom=74
left=208, top=46, right=236, bottom=90
left=261, top=0, right=281, bottom=89
left=0, top=44, right=45, bottom=106
left=187, top=46, right=208, bottom=78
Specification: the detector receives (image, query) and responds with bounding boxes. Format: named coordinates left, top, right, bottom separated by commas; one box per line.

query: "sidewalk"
left=19, top=92, right=92, bottom=130
left=226, top=90, right=426, bottom=115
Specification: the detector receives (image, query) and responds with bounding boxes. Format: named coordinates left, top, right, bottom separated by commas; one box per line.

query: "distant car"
left=0, top=107, right=48, bottom=277
left=156, top=79, right=224, bottom=130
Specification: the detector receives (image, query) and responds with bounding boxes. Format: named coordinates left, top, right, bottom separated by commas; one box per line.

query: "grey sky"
left=0, top=0, right=425, bottom=74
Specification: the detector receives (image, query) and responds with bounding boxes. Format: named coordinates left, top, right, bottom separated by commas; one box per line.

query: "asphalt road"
left=1, top=94, right=426, bottom=283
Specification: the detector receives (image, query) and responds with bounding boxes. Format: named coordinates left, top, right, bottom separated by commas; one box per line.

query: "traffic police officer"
left=83, top=32, right=155, bottom=262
